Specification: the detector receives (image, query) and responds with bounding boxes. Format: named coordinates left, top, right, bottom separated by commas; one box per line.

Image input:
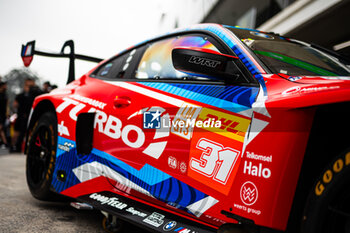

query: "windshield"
left=226, top=26, right=350, bottom=76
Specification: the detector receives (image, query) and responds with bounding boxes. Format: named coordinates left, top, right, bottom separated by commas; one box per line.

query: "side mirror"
left=172, top=47, right=240, bottom=81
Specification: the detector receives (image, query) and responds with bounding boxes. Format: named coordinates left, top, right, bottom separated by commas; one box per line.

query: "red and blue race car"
left=21, top=24, right=350, bottom=233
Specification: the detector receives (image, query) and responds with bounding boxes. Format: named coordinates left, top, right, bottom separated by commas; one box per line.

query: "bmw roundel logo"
left=163, top=221, right=177, bottom=231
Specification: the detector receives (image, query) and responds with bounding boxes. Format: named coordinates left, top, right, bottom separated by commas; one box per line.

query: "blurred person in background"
left=51, top=84, right=58, bottom=90
left=0, top=81, right=8, bottom=149
left=42, top=81, right=51, bottom=93
left=11, top=78, right=42, bottom=153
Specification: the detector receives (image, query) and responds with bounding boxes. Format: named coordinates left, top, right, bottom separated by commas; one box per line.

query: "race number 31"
left=190, top=138, right=239, bottom=184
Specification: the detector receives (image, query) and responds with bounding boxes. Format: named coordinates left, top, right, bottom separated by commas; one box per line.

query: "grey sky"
left=0, top=0, right=216, bottom=87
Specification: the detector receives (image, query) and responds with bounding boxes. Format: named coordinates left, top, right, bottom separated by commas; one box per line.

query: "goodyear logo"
left=315, top=152, right=350, bottom=196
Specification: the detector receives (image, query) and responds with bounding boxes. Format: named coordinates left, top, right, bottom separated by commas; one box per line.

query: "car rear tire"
left=26, top=111, right=60, bottom=201
left=302, top=148, right=350, bottom=233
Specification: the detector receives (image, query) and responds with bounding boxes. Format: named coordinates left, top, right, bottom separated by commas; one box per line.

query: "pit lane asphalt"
left=0, top=149, right=149, bottom=233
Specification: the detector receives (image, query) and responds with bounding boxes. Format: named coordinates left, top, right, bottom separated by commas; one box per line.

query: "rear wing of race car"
left=21, top=40, right=103, bottom=84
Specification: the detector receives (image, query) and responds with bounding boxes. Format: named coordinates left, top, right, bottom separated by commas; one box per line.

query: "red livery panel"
left=23, top=24, right=350, bottom=233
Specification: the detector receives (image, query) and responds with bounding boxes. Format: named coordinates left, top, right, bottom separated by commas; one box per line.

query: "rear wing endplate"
left=21, top=40, right=103, bottom=84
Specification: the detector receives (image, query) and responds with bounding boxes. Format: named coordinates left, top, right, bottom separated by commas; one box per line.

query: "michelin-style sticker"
left=143, top=212, right=165, bottom=227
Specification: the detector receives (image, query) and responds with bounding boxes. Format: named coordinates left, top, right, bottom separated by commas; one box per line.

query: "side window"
left=135, top=35, right=222, bottom=81
left=94, top=48, right=142, bottom=79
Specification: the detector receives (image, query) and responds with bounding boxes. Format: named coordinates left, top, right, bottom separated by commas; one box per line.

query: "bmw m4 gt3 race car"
left=21, top=24, right=350, bottom=233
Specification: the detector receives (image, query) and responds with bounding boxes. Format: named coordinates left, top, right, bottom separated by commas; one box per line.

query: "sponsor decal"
left=188, top=56, right=221, bottom=68
left=188, top=137, right=240, bottom=195
left=243, top=161, right=271, bottom=179
left=168, top=105, right=221, bottom=140
left=196, top=108, right=250, bottom=142
left=240, top=181, right=258, bottom=206
left=233, top=203, right=261, bottom=216
left=167, top=157, right=188, bottom=174
left=204, top=215, right=226, bottom=224
left=70, top=94, right=107, bottom=110
left=98, top=110, right=145, bottom=148
left=320, top=76, right=350, bottom=81
left=57, top=142, right=74, bottom=152
left=233, top=181, right=262, bottom=216
left=125, top=207, right=147, bottom=218
left=171, top=103, right=201, bottom=140
left=315, top=152, right=350, bottom=196
left=57, top=99, right=164, bottom=157
left=246, top=151, right=272, bottom=162
left=168, top=156, right=178, bottom=169
left=89, top=193, right=127, bottom=210
left=174, top=227, right=198, bottom=233
left=179, top=162, right=187, bottom=174
left=143, top=212, right=165, bottom=227
left=190, top=138, right=239, bottom=184
left=57, top=121, right=70, bottom=136
left=288, top=76, right=302, bottom=82
left=282, top=85, right=340, bottom=95
left=163, top=221, right=177, bottom=231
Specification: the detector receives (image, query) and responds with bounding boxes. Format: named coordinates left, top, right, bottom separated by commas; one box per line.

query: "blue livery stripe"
left=53, top=137, right=208, bottom=212
left=139, top=82, right=257, bottom=112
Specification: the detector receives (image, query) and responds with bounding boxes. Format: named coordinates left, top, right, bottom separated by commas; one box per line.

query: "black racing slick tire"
left=26, top=111, right=59, bottom=201
left=302, top=148, right=350, bottom=233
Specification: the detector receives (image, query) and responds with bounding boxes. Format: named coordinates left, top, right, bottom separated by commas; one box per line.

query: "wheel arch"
left=286, top=101, right=350, bottom=232
left=25, top=99, right=57, bottom=153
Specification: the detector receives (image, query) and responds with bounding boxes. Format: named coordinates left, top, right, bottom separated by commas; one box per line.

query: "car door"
left=71, top=33, right=259, bottom=218
left=112, top=34, right=260, bottom=211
